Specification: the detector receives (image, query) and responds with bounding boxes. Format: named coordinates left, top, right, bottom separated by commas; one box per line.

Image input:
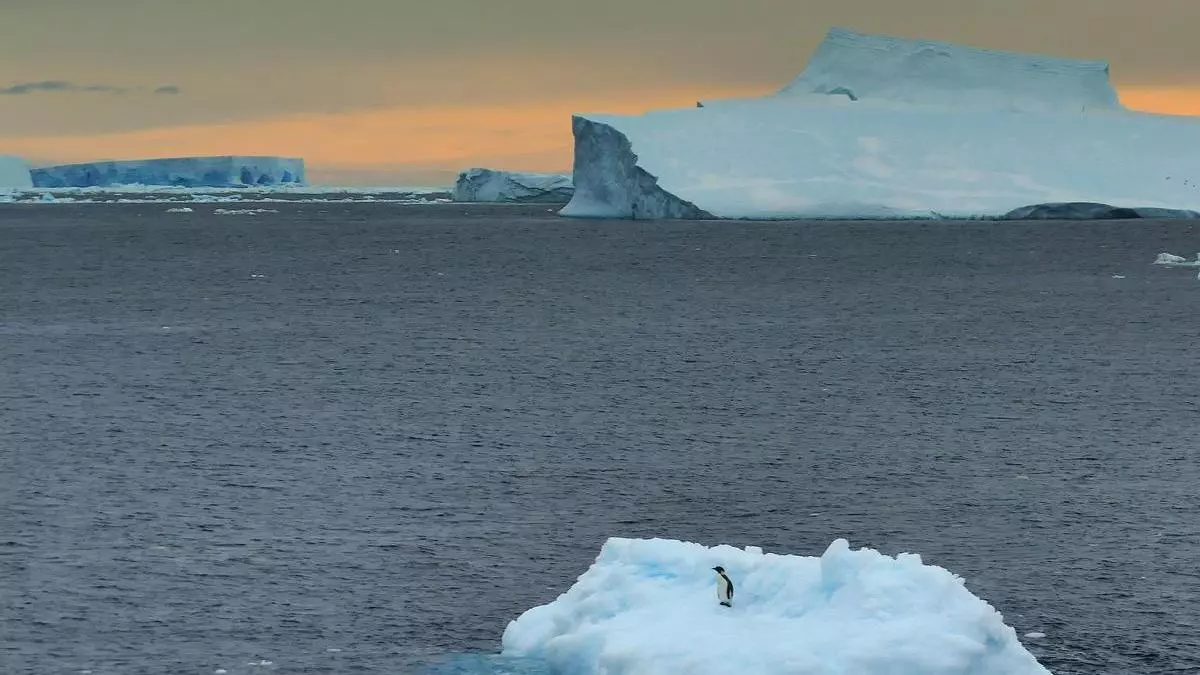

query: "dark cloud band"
left=0, top=81, right=181, bottom=95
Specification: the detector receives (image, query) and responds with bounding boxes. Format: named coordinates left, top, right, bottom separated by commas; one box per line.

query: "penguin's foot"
left=720, top=601, right=731, bottom=607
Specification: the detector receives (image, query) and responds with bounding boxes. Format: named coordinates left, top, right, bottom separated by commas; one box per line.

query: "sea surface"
left=2, top=203, right=1198, bottom=675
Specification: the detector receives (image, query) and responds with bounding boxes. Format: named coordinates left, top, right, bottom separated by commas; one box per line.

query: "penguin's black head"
left=712, top=566, right=724, bottom=573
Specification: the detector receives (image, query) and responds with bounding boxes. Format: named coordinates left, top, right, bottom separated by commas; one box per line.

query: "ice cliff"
left=31, top=156, right=305, bottom=188
left=0, top=155, right=33, bottom=188
left=502, top=537, right=1049, bottom=675
left=563, top=27, right=1200, bottom=220
left=452, top=168, right=573, bottom=203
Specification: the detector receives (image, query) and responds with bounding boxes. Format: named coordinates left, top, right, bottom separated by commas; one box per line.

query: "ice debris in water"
left=1153, top=252, right=1200, bottom=267
left=501, top=537, right=1050, bottom=675
left=214, top=208, right=279, bottom=215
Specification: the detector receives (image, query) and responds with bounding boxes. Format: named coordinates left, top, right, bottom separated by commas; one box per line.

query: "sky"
left=3, top=0, right=1200, bottom=186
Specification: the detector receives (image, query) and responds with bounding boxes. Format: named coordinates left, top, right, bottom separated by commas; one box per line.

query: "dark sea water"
left=2, top=203, right=1199, bottom=675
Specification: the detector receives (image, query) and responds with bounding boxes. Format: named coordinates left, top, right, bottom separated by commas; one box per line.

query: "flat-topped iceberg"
left=563, top=27, right=1200, bottom=220
left=31, top=156, right=305, bottom=188
left=501, top=537, right=1049, bottom=675
left=0, top=154, right=33, bottom=188
left=452, top=168, right=573, bottom=203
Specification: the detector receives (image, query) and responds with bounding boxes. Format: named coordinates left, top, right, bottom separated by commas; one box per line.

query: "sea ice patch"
left=501, top=537, right=1049, bottom=675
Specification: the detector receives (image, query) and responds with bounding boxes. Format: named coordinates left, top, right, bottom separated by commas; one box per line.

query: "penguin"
left=712, top=566, right=734, bottom=607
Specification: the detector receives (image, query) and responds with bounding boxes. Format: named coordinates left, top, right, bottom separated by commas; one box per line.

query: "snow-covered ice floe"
left=501, top=537, right=1049, bottom=675
left=564, top=27, right=1200, bottom=220
left=1154, top=252, right=1200, bottom=267
left=452, top=168, right=573, bottom=203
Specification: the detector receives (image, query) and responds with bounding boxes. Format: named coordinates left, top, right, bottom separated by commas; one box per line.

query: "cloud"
left=0, top=80, right=181, bottom=95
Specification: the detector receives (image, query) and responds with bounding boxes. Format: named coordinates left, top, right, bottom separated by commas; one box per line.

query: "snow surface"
left=563, top=27, right=1200, bottom=220
left=0, top=155, right=33, bottom=188
left=452, top=168, right=573, bottom=203
left=501, top=537, right=1049, bottom=675
left=30, top=156, right=306, bottom=188
left=775, top=27, right=1120, bottom=112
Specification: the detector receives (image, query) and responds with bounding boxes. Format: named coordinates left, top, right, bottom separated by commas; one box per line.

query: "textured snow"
left=501, top=537, right=1049, bottom=675
left=30, top=156, right=305, bottom=188
left=452, top=168, right=573, bottom=203
left=0, top=155, right=33, bottom=188
left=563, top=27, right=1200, bottom=220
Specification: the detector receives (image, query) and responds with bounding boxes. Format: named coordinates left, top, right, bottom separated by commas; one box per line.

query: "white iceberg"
left=31, top=156, right=305, bottom=188
left=563, top=27, right=1200, bottom=220
left=452, top=168, right=573, bottom=203
left=0, top=154, right=33, bottom=188
left=501, top=537, right=1049, bottom=675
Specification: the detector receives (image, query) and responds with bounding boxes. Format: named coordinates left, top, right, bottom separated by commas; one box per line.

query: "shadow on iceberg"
left=500, top=537, right=1050, bottom=675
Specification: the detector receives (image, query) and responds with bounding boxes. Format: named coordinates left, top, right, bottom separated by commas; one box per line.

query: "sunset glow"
left=2, top=84, right=1200, bottom=186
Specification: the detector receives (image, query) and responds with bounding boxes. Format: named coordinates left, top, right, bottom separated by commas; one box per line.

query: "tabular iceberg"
left=563, top=27, right=1200, bottom=220
left=452, top=168, right=573, bottom=203
left=0, top=155, right=33, bottom=188
left=501, top=537, right=1049, bottom=675
left=30, top=156, right=306, bottom=188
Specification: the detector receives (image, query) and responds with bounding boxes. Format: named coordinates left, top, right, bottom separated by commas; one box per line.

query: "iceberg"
left=30, top=156, right=306, bottom=188
left=0, top=154, right=33, bottom=188
left=452, top=168, right=573, bottom=203
left=563, top=27, right=1200, bottom=220
left=501, top=537, right=1049, bottom=675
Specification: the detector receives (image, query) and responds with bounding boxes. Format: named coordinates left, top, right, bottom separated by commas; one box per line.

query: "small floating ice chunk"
left=1111, top=274, right=1125, bottom=279
left=214, top=670, right=228, bottom=674
left=326, top=647, right=342, bottom=653
left=1154, top=252, right=1200, bottom=267
left=214, top=208, right=279, bottom=215
left=1024, top=632, right=1046, bottom=638
left=249, top=273, right=267, bottom=279
left=502, top=536, right=1050, bottom=674
left=166, top=207, right=194, bottom=213
left=247, top=659, right=273, bottom=666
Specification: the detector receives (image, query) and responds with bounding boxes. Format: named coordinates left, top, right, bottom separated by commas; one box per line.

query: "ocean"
left=2, top=203, right=1198, bottom=674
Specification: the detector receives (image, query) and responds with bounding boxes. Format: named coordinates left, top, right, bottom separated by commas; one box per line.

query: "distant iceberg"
left=30, top=156, right=305, bottom=188
left=501, top=537, right=1049, bottom=675
left=452, top=168, right=573, bottom=203
left=0, top=155, right=33, bottom=188
left=563, top=27, right=1200, bottom=220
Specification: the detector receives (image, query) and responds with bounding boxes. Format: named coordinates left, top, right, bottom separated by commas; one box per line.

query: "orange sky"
left=2, top=85, right=1200, bottom=186
left=0, top=84, right=771, bottom=186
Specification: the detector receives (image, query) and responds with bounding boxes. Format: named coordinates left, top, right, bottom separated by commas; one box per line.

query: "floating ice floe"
left=214, top=208, right=279, bottom=215
left=1153, top=252, right=1200, bottom=267
left=501, top=537, right=1049, bottom=675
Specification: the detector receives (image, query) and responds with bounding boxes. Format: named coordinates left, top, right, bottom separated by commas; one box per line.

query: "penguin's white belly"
left=716, top=576, right=733, bottom=604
